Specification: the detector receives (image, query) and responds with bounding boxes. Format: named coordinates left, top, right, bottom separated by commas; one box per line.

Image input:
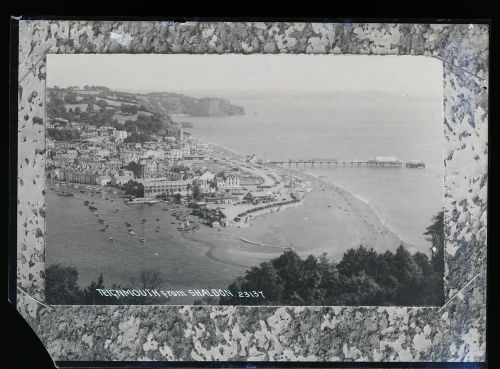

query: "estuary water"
left=45, top=90, right=444, bottom=291
left=187, top=91, right=444, bottom=249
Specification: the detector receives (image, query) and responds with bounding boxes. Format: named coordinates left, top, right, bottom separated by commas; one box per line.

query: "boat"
left=140, top=238, right=146, bottom=242
left=56, top=182, right=74, bottom=197
left=57, top=191, right=74, bottom=197
left=80, top=190, right=86, bottom=193
left=126, top=197, right=160, bottom=205
left=100, top=228, right=106, bottom=232
left=129, top=230, right=136, bottom=235
left=83, top=200, right=89, bottom=206
left=109, top=237, right=114, bottom=242
left=89, top=206, right=97, bottom=211
left=98, top=219, right=105, bottom=224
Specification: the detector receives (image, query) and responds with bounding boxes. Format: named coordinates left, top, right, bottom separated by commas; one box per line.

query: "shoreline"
left=299, top=169, right=416, bottom=251
left=46, top=136, right=423, bottom=290
left=206, top=140, right=412, bottom=250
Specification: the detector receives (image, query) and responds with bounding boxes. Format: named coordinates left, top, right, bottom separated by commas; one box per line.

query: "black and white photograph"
left=43, top=54, right=445, bottom=306
left=13, top=19, right=489, bottom=364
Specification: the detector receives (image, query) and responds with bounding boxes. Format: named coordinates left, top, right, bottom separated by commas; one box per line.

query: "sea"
left=185, top=90, right=444, bottom=249
left=46, top=90, right=444, bottom=290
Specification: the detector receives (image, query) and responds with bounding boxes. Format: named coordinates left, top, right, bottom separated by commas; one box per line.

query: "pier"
left=269, top=158, right=403, bottom=168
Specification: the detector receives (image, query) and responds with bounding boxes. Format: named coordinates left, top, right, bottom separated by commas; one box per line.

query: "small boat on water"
left=57, top=182, right=74, bottom=197
left=127, top=197, right=159, bottom=205
left=140, top=238, right=146, bottom=243
left=109, top=237, right=114, bottom=242
left=89, top=206, right=97, bottom=211
left=84, top=200, right=89, bottom=206
left=80, top=190, right=86, bottom=193
left=98, top=219, right=105, bottom=224
left=100, top=228, right=106, bottom=232
left=129, top=230, right=136, bottom=235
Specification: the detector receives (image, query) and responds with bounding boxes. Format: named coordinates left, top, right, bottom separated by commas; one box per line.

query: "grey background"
left=16, top=21, right=488, bottom=362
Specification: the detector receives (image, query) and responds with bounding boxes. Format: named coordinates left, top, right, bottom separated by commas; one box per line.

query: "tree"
left=45, top=264, right=82, bottom=304
left=127, top=269, right=165, bottom=304
left=217, top=211, right=446, bottom=306
left=424, top=211, right=444, bottom=273
left=122, top=180, right=144, bottom=197
left=63, top=91, right=78, bottom=104
left=82, top=274, right=106, bottom=304
left=192, top=184, right=202, bottom=201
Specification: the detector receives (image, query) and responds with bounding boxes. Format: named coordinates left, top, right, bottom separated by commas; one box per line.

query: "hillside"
left=48, top=86, right=245, bottom=118
left=143, top=92, right=245, bottom=116
left=46, top=86, right=245, bottom=143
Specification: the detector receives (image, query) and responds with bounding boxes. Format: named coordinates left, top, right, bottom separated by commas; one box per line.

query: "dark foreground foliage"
left=46, top=212, right=444, bottom=306
left=216, top=211, right=445, bottom=306
left=45, top=268, right=165, bottom=305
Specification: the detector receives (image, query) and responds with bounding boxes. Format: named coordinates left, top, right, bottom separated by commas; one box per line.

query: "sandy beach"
left=180, top=168, right=410, bottom=269
left=46, top=168, right=409, bottom=292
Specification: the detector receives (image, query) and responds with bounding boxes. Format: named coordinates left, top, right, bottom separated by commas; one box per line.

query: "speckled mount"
left=16, top=21, right=488, bottom=363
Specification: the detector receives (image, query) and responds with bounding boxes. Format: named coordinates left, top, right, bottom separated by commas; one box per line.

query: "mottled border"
left=16, top=21, right=488, bottom=363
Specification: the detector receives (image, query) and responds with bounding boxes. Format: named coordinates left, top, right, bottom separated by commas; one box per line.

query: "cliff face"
left=195, top=97, right=245, bottom=116
left=144, top=93, right=245, bottom=117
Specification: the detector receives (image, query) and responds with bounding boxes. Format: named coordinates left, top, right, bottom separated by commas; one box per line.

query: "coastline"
left=300, top=170, right=417, bottom=252
left=46, top=136, right=421, bottom=290
left=178, top=140, right=412, bottom=265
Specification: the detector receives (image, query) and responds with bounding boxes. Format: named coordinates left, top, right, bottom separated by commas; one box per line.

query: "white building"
left=111, top=170, right=135, bottom=186
left=97, top=126, right=116, bottom=137
left=194, top=171, right=215, bottom=193
left=138, top=177, right=193, bottom=197
left=114, top=130, right=128, bottom=142
left=168, top=148, right=182, bottom=160
left=215, top=174, right=240, bottom=190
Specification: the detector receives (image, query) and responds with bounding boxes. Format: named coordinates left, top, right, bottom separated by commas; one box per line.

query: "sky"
left=47, top=54, right=443, bottom=95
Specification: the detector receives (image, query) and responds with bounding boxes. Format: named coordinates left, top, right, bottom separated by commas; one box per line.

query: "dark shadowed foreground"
left=46, top=212, right=444, bottom=306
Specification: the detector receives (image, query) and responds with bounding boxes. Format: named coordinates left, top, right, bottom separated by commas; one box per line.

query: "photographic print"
left=44, top=54, right=445, bottom=306
left=14, top=20, right=488, bottom=363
